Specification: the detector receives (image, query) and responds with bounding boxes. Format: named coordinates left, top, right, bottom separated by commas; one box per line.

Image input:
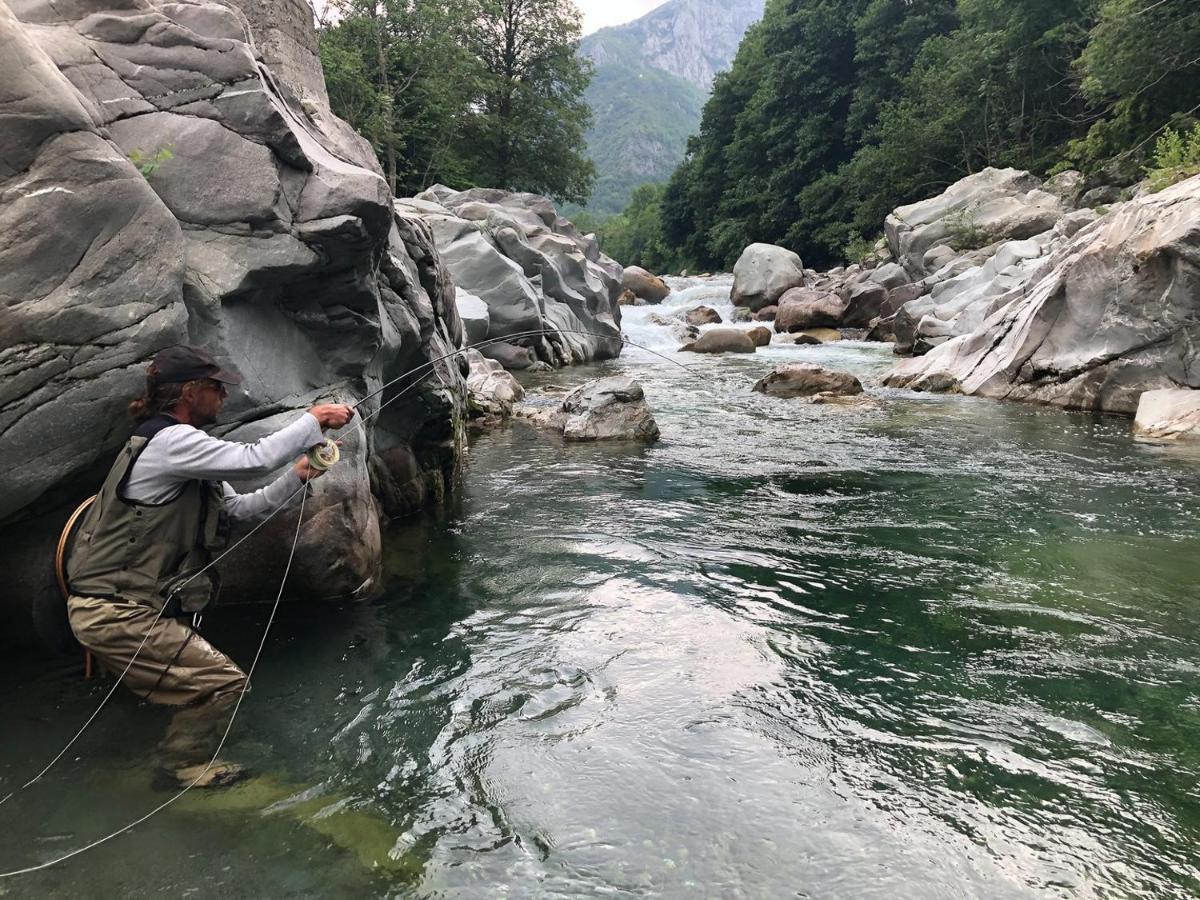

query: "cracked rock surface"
left=398, top=187, right=623, bottom=369
left=884, top=174, right=1200, bottom=414
left=0, top=0, right=465, bottom=649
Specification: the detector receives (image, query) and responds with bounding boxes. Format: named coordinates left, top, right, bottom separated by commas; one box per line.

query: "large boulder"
left=753, top=364, right=864, bottom=399
left=885, top=168, right=1064, bottom=278
left=518, top=377, right=660, bottom=442
left=774, top=289, right=847, bottom=332
left=1133, top=389, right=1200, bottom=441
left=841, top=282, right=889, bottom=328
left=731, top=243, right=806, bottom=311
left=885, top=174, right=1200, bottom=413
left=685, top=305, right=723, bottom=326
left=401, top=187, right=623, bottom=367
left=465, top=349, right=525, bottom=422
left=747, top=326, right=773, bottom=347
left=0, top=0, right=466, bottom=651
left=456, top=288, right=490, bottom=346
left=680, top=329, right=757, bottom=354
left=622, top=266, right=670, bottom=303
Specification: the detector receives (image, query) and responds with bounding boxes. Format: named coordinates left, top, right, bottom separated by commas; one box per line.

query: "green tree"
left=461, top=0, right=596, bottom=204
left=319, top=0, right=482, bottom=196
left=1068, top=0, right=1200, bottom=176
left=596, top=183, right=679, bottom=272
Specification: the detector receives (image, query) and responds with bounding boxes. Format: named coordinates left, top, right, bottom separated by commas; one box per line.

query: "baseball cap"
left=151, top=345, right=243, bottom=385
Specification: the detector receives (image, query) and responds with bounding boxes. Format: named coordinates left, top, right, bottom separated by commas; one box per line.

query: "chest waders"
left=65, top=416, right=229, bottom=620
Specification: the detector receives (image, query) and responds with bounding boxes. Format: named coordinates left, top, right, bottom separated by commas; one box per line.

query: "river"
left=3, top=275, right=1200, bottom=898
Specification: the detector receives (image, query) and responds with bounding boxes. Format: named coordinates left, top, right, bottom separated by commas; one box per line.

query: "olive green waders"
left=68, top=595, right=247, bottom=767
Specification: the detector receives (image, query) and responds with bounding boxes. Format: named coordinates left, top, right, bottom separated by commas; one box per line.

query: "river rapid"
left=3, top=275, right=1200, bottom=898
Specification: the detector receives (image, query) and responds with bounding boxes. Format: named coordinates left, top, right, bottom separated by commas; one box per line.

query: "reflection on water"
left=3, top=285, right=1200, bottom=897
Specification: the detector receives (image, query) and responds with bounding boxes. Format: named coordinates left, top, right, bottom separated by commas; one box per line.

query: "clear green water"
left=3, top=326, right=1200, bottom=898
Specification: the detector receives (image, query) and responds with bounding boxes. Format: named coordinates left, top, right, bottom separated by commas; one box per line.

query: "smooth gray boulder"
left=753, top=364, right=863, bottom=399
left=731, top=243, right=806, bottom=311
left=680, top=329, right=757, bottom=354
left=518, top=377, right=660, bottom=442
left=623, top=265, right=670, bottom=303
left=885, top=168, right=1063, bottom=278
left=465, top=349, right=525, bottom=422
left=886, top=174, right=1200, bottom=413
left=774, top=289, right=847, bottom=332
left=0, top=0, right=465, bottom=651
left=456, top=288, right=491, bottom=346
left=401, top=187, right=623, bottom=367
left=1133, top=389, right=1200, bottom=441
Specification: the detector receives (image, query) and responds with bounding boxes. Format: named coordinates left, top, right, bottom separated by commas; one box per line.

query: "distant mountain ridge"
left=578, top=0, right=765, bottom=217
left=584, top=0, right=765, bottom=91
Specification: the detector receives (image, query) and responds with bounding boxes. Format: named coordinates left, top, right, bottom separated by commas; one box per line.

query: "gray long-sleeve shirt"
left=121, top=413, right=325, bottom=521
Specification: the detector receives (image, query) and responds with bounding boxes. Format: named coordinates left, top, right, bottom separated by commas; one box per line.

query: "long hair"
left=128, top=365, right=185, bottom=423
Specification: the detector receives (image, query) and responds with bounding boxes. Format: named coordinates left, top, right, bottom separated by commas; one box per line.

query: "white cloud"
left=577, top=0, right=667, bottom=34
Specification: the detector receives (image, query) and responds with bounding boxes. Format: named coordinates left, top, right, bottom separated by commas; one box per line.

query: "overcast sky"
left=578, top=0, right=666, bottom=34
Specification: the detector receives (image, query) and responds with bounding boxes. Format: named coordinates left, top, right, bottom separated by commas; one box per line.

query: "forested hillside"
left=578, top=0, right=764, bottom=217
left=603, top=0, right=1200, bottom=272
left=318, top=0, right=594, bottom=204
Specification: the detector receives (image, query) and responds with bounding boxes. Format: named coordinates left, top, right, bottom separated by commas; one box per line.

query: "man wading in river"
left=65, top=345, right=354, bottom=788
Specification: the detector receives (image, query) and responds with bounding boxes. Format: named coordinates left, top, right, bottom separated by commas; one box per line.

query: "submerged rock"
left=518, top=377, right=660, bottom=442
left=753, top=364, right=864, bottom=399
left=1133, top=390, right=1200, bottom=441
left=680, top=329, right=757, bottom=354
left=731, top=243, right=806, bottom=311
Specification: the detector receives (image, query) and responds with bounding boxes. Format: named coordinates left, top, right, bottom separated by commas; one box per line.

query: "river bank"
left=4, top=280, right=1200, bottom=896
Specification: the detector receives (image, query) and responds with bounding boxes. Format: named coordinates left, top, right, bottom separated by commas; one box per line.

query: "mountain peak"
left=582, top=0, right=765, bottom=91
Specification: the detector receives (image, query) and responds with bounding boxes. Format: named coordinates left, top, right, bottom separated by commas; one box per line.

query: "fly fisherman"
left=65, top=345, right=355, bottom=788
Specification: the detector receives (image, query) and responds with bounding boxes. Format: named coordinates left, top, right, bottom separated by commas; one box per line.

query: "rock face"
left=886, top=168, right=1064, bottom=278
left=465, top=349, right=525, bottom=422
left=753, top=364, right=863, bottom=399
left=1133, top=389, right=1200, bottom=441
left=0, top=0, right=465, bottom=650
left=885, top=174, right=1200, bottom=413
left=519, top=377, right=660, bottom=442
left=623, top=266, right=671, bottom=303
left=680, top=329, right=757, bottom=354
left=399, top=187, right=623, bottom=368
left=731, top=243, right=806, bottom=311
